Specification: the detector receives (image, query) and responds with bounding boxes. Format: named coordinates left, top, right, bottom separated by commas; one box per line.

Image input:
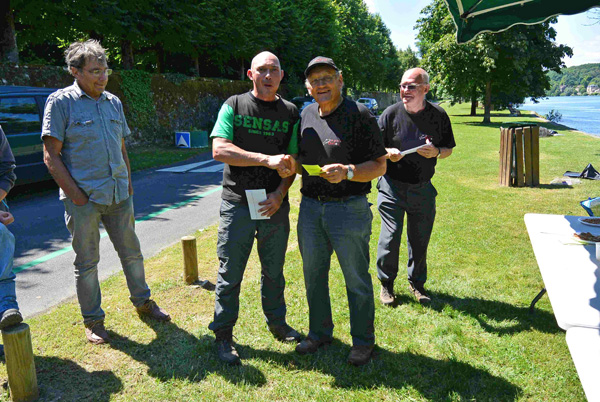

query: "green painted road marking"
left=14, top=186, right=222, bottom=274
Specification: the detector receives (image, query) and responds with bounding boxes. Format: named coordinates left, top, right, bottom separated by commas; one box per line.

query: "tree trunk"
left=121, top=40, right=135, bottom=70
left=193, top=56, right=199, bottom=76
left=470, top=92, right=478, bottom=116
left=156, top=45, right=165, bottom=73
left=483, top=80, right=492, bottom=123
left=0, top=1, right=18, bottom=64
left=240, top=58, right=245, bottom=80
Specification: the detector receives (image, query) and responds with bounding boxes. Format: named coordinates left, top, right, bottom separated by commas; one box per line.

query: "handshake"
left=268, top=154, right=297, bottom=178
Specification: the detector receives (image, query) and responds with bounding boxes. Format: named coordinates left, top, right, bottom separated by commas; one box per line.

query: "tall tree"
left=0, top=0, right=18, bottom=63
left=416, top=0, right=572, bottom=123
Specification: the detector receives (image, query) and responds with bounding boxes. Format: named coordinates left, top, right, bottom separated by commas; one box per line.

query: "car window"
left=0, top=96, right=41, bottom=135
left=357, top=99, right=367, bottom=104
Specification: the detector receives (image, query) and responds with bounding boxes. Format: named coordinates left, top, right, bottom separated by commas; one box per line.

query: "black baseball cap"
left=305, top=56, right=339, bottom=78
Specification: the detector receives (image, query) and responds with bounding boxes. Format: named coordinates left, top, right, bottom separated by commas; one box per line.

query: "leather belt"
left=308, top=195, right=353, bottom=203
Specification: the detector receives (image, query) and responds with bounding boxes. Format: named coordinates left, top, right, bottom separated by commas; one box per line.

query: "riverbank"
left=520, top=96, right=600, bottom=135
left=1, top=103, right=594, bottom=401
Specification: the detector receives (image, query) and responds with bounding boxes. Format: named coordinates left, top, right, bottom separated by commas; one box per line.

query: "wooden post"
left=514, top=127, right=525, bottom=187
left=1, top=323, right=38, bottom=402
left=531, top=125, right=540, bottom=186
left=523, top=126, right=533, bottom=186
left=181, top=236, right=198, bottom=285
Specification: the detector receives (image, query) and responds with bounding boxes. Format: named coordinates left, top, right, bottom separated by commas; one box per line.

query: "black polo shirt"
left=298, top=98, right=386, bottom=198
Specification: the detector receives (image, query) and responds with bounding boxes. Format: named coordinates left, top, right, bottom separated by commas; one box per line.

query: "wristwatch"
left=346, top=165, right=354, bottom=180
left=436, top=147, right=442, bottom=158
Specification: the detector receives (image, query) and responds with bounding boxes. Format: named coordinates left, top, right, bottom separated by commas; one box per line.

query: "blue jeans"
left=376, top=176, right=437, bottom=287
left=297, top=195, right=375, bottom=346
left=64, top=196, right=150, bottom=324
left=209, top=199, right=290, bottom=333
left=0, top=224, right=18, bottom=313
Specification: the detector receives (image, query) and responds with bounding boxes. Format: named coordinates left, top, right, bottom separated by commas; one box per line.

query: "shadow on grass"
left=106, top=318, right=520, bottom=400
left=108, top=319, right=266, bottom=387
left=398, top=291, right=562, bottom=335
left=241, top=341, right=520, bottom=400
left=32, top=356, right=122, bottom=401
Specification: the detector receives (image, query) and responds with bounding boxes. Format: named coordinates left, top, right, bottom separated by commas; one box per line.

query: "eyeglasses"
left=84, top=68, right=112, bottom=77
left=400, top=83, right=425, bottom=91
left=308, top=75, right=336, bottom=87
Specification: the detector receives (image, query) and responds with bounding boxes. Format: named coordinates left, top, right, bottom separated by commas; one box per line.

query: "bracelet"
left=436, top=147, right=441, bottom=158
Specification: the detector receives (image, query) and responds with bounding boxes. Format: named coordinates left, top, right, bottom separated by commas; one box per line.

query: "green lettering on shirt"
left=282, top=121, right=289, bottom=133
left=234, top=114, right=242, bottom=127
left=252, top=117, right=263, bottom=130
left=271, top=120, right=280, bottom=132
left=243, top=116, right=252, bottom=128
left=263, top=119, right=272, bottom=131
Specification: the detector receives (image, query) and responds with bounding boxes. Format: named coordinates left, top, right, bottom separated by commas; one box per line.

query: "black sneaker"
left=409, top=283, right=431, bottom=304
left=268, top=324, right=302, bottom=343
left=295, top=337, right=331, bottom=355
left=379, top=282, right=395, bottom=306
left=0, top=309, right=23, bottom=330
left=347, top=345, right=374, bottom=366
left=215, top=329, right=240, bottom=365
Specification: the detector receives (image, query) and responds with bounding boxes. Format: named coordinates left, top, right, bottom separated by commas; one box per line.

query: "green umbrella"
left=444, top=0, right=600, bottom=43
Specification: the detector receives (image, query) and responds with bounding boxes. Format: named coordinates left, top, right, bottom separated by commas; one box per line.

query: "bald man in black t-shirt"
left=377, top=68, right=456, bottom=307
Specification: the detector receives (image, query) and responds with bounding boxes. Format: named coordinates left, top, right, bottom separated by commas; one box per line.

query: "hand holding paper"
left=303, top=164, right=323, bottom=176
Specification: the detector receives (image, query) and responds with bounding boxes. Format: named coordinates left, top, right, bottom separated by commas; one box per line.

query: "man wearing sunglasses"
left=376, top=68, right=455, bottom=306
left=42, top=40, right=170, bottom=345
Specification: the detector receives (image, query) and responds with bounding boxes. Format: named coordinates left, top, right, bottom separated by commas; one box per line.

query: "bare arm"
left=0, top=189, right=6, bottom=202
left=43, top=136, right=89, bottom=205
left=385, top=147, right=403, bottom=162
left=213, top=137, right=295, bottom=177
left=416, top=144, right=453, bottom=159
left=121, top=138, right=134, bottom=195
left=320, top=155, right=387, bottom=184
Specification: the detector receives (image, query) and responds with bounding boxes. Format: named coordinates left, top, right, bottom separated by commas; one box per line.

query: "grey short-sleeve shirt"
left=41, top=81, right=131, bottom=205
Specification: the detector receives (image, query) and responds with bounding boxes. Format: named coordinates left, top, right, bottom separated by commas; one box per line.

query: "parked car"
left=357, top=98, right=379, bottom=115
left=291, top=96, right=315, bottom=113
left=0, top=86, right=56, bottom=185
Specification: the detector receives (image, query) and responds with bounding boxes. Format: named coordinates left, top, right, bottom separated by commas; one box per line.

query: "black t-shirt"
left=298, top=98, right=386, bottom=198
left=379, top=101, right=456, bottom=184
left=210, top=92, right=299, bottom=203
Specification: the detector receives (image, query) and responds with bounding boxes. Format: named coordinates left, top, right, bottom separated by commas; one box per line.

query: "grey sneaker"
left=295, top=337, right=331, bottom=355
left=268, top=324, right=302, bottom=343
left=0, top=309, right=23, bottom=330
left=409, top=283, right=431, bottom=304
left=85, top=320, right=110, bottom=344
left=347, top=345, right=374, bottom=366
left=380, top=282, right=395, bottom=306
left=215, top=329, right=240, bottom=365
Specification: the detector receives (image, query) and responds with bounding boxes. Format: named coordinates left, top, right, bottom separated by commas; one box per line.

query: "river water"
left=519, top=96, right=600, bottom=135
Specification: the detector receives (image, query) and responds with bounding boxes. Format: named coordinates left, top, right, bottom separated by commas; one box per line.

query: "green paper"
left=303, top=164, right=323, bottom=176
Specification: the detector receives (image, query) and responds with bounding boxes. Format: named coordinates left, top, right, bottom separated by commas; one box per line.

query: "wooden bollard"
left=2, top=323, right=38, bottom=402
left=181, top=236, right=199, bottom=284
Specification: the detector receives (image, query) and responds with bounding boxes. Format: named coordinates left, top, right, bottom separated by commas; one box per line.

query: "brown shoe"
left=268, top=323, right=302, bottom=343
left=85, top=320, right=110, bottom=344
left=347, top=345, right=374, bottom=366
left=379, top=282, right=395, bottom=306
left=409, top=283, right=431, bottom=305
left=136, top=299, right=171, bottom=321
left=295, top=337, right=331, bottom=355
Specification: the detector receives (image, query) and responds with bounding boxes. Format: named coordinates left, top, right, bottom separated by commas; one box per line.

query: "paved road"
left=8, top=153, right=224, bottom=319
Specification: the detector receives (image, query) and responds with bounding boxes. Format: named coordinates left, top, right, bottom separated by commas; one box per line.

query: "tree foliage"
left=416, top=0, right=572, bottom=122
left=547, top=63, right=600, bottom=96
left=7, top=0, right=404, bottom=94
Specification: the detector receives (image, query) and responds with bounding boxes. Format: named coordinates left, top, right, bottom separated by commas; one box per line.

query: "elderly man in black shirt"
left=376, top=68, right=456, bottom=306
left=294, top=57, right=386, bottom=366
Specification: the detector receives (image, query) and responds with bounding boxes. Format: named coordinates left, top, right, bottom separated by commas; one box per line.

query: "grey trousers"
left=64, top=196, right=151, bottom=324
left=209, top=199, right=290, bottom=333
left=376, top=176, right=437, bottom=287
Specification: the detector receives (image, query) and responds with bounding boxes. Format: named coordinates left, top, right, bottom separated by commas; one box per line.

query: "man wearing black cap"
left=294, top=56, right=387, bottom=366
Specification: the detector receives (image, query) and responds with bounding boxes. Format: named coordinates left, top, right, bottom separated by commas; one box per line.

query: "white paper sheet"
left=400, top=143, right=428, bottom=156
left=245, top=189, right=270, bottom=220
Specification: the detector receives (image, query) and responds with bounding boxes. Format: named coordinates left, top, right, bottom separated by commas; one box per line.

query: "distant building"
left=588, top=85, right=600, bottom=95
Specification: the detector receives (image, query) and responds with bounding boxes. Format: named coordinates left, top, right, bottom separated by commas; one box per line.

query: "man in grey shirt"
left=42, top=40, right=170, bottom=345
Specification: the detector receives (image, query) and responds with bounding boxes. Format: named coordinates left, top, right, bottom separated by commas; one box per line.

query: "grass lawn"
left=3, top=104, right=597, bottom=401
left=127, top=144, right=211, bottom=172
